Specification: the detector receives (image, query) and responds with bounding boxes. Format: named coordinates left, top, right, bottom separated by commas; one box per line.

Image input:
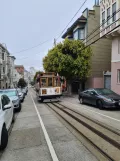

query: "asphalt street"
left=0, top=90, right=99, bottom=161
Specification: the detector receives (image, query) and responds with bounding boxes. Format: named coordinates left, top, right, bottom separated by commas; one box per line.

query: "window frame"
left=117, top=69, right=120, bottom=83
left=73, top=29, right=79, bottom=40
left=2, top=52, right=4, bottom=60
left=3, top=67, right=5, bottom=73
left=78, top=28, right=85, bottom=40
left=112, top=2, right=116, bottom=22
left=102, top=11, right=105, bottom=28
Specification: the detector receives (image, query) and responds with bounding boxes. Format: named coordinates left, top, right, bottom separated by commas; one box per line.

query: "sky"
left=0, top=0, right=94, bottom=71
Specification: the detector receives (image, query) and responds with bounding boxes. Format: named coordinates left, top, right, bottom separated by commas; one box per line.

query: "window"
left=79, top=29, right=84, bottom=40
left=107, top=8, right=110, bottom=25
left=2, top=52, right=4, bottom=60
left=73, top=30, right=79, bottom=40
left=41, top=78, right=47, bottom=87
left=112, top=3, right=116, bottom=22
left=117, top=69, right=120, bottom=83
left=3, top=67, right=5, bottom=73
left=102, top=11, right=105, bottom=27
left=4, top=95, right=10, bottom=104
left=48, top=78, right=52, bottom=86
left=1, top=96, right=7, bottom=109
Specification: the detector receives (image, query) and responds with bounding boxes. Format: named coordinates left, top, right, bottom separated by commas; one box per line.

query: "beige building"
left=62, top=3, right=112, bottom=91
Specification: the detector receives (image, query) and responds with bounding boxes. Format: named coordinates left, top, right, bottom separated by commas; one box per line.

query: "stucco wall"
left=112, top=37, right=120, bottom=61
left=86, top=77, right=104, bottom=89
left=87, top=5, right=112, bottom=77
left=111, top=62, right=120, bottom=94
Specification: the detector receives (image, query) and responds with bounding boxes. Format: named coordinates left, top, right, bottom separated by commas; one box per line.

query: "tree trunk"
left=66, top=80, right=72, bottom=95
left=81, top=81, right=85, bottom=91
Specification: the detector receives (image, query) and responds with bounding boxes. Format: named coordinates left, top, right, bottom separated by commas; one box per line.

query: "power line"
left=56, top=0, right=88, bottom=41
left=13, top=38, right=54, bottom=54
left=81, top=18, right=120, bottom=52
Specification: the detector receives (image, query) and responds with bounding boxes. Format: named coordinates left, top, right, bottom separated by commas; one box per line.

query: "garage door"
left=104, top=75, right=111, bottom=89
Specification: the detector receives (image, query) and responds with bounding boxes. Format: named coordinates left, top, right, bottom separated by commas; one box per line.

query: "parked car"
left=17, top=88, right=24, bottom=102
left=0, top=89, right=21, bottom=112
left=21, top=87, right=28, bottom=96
left=78, top=88, right=120, bottom=110
left=0, top=94, right=14, bottom=150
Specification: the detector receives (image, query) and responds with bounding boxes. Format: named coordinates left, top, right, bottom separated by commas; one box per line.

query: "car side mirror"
left=18, top=93, right=21, bottom=96
left=3, top=104, right=11, bottom=111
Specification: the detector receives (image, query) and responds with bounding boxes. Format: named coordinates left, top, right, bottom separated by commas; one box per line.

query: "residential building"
left=62, top=2, right=112, bottom=92
left=13, top=68, right=22, bottom=87
left=100, top=0, right=120, bottom=94
left=24, top=69, right=30, bottom=84
left=15, top=65, right=24, bottom=76
left=0, top=44, right=16, bottom=89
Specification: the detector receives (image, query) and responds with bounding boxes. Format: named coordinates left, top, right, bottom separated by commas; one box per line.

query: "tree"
left=43, top=39, right=92, bottom=92
left=18, top=78, right=27, bottom=88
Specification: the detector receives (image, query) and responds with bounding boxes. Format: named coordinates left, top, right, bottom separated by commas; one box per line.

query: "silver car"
left=17, top=88, right=24, bottom=102
left=0, top=89, right=21, bottom=112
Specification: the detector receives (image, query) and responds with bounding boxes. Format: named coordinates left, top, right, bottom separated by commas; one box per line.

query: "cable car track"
left=46, top=102, right=120, bottom=161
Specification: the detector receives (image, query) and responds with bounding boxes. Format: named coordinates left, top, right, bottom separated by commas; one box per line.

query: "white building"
left=100, top=0, right=120, bottom=94
left=0, top=43, right=16, bottom=89
left=13, top=68, right=22, bottom=87
left=24, top=69, right=30, bottom=84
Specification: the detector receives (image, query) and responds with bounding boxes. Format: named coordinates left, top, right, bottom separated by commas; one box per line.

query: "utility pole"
left=54, top=38, right=56, bottom=47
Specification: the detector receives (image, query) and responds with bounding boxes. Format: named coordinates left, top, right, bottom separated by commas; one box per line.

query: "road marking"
left=30, top=93, right=59, bottom=161
left=64, top=101, right=120, bottom=122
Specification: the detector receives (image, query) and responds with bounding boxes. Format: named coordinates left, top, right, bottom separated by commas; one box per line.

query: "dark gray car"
left=79, top=88, right=120, bottom=110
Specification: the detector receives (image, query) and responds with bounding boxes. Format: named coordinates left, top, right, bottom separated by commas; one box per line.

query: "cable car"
left=36, top=72, right=62, bottom=102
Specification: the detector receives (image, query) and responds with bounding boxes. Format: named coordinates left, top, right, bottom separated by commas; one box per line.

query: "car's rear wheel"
left=97, top=100, right=103, bottom=110
left=12, top=111, right=15, bottom=123
left=0, top=125, right=8, bottom=150
left=17, top=103, right=22, bottom=112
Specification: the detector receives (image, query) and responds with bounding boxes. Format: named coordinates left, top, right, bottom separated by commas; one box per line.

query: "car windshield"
left=95, top=89, right=115, bottom=95
left=0, top=90, right=17, bottom=97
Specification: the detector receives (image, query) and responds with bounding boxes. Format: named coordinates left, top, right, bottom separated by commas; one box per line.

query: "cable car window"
left=41, top=78, right=47, bottom=87
left=48, top=78, right=52, bottom=87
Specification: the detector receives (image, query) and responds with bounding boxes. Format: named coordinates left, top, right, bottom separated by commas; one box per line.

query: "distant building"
left=13, top=68, right=22, bottom=87
left=24, top=69, right=30, bottom=83
left=15, top=65, right=24, bottom=76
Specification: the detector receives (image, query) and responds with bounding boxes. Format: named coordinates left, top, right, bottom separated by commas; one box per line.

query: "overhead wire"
left=56, top=0, right=88, bottom=41
left=13, top=0, right=88, bottom=55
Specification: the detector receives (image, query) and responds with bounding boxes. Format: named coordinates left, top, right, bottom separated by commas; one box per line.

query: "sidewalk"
left=0, top=94, right=51, bottom=161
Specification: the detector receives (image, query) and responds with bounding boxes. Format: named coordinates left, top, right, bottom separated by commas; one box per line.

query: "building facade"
left=62, top=4, right=112, bottom=91
left=13, top=68, right=22, bottom=87
left=100, top=0, right=120, bottom=94
left=0, top=44, right=16, bottom=89
left=15, top=65, right=24, bottom=76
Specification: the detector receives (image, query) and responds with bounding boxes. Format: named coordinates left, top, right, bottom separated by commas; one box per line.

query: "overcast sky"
left=0, top=0, right=94, bottom=71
